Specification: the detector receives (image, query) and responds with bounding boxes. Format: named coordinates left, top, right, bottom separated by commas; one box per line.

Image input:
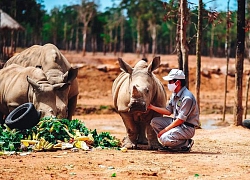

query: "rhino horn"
left=132, top=85, right=140, bottom=97
left=53, top=83, right=70, bottom=91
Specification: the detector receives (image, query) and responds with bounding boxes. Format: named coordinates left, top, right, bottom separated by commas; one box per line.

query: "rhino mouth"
left=128, top=101, right=147, bottom=113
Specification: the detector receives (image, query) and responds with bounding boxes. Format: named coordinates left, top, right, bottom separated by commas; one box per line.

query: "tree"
left=177, top=3, right=183, bottom=70
left=62, top=5, right=78, bottom=51
left=222, top=1, right=232, bottom=122
left=234, top=0, right=245, bottom=126
left=0, top=0, right=45, bottom=47
left=145, top=1, right=164, bottom=57
left=195, top=0, right=203, bottom=110
left=49, top=8, right=61, bottom=45
left=77, top=0, right=96, bottom=56
left=163, top=1, right=181, bottom=67
left=180, top=0, right=189, bottom=88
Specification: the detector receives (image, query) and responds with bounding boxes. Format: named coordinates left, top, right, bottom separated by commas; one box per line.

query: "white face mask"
left=168, top=83, right=177, bottom=92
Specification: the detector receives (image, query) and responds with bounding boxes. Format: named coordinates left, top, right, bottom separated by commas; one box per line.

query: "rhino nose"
left=56, top=106, right=68, bottom=118
left=129, top=101, right=146, bottom=113
left=38, top=109, right=56, bottom=118
left=49, top=109, right=55, bottom=116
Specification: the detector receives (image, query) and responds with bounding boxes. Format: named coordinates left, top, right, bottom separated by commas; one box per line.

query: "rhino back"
left=0, top=65, right=37, bottom=114
left=4, top=44, right=71, bottom=73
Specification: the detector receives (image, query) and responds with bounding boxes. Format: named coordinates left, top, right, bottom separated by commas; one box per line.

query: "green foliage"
left=0, top=127, right=23, bottom=151
left=0, top=117, right=121, bottom=152
left=93, top=131, right=120, bottom=148
left=100, top=105, right=109, bottom=110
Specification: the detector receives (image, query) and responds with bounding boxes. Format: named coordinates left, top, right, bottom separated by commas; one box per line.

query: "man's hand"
left=147, top=104, right=153, bottom=110
left=158, top=129, right=167, bottom=138
left=158, top=119, right=185, bottom=138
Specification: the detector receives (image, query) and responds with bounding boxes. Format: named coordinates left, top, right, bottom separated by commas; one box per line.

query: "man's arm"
left=148, top=104, right=171, bottom=116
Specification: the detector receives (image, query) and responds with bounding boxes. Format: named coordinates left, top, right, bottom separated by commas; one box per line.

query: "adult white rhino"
left=112, top=57, right=167, bottom=149
left=4, top=44, right=78, bottom=120
left=0, top=64, right=69, bottom=125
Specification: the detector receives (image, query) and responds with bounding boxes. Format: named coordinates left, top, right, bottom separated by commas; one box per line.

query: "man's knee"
left=150, top=117, right=161, bottom=126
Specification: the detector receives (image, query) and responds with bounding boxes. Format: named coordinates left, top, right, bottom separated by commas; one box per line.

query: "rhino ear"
left=63, top=67, right=78, bottom=83
left=27, top=76, right=41, bottom=90
left=118, top=58, right=133, bottom=74
left=53, top=83, right=70, bottom=91
left=148, top=56, right=160, bottom=73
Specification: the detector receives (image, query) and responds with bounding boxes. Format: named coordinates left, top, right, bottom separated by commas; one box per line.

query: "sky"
left=42, top=0, right=119, bottom=13
left=41, top=0, right=237, bottom=13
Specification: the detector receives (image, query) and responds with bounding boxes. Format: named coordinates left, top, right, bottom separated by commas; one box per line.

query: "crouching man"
left=148, top=69, right=200, bottom=152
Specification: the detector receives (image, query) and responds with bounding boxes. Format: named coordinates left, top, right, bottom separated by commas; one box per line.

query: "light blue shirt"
left=166, top=87, right=200, bottom=127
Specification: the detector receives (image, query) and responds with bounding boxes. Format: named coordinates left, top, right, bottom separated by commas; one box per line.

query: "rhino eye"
left=146, top=88, right=149, bottom=94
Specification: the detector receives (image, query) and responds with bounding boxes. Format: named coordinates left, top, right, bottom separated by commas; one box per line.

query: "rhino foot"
left=147, top=140, right=162, bottom=150
left=137, top=140, right=148, bottom=145
left=122, top=137, right=137, bottom=149
left=137, top=136, right=148, bottom=145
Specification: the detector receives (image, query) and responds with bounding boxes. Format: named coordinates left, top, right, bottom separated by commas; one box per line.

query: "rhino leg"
left=67, top=95, right=77, bottom=120
left=146, top=124, right=161, bottom=150
left=120, top=112, right=139, bottom=149
left=122, top=136, right=137, bottom=149
left=137, top=121, right=148, bottom=145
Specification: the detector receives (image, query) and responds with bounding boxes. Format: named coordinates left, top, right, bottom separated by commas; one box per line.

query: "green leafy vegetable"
left=0, top=117, right=121, bottom=152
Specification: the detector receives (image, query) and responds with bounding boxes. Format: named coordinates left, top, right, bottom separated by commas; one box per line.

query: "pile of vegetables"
left=0, top=117, right=121, bottom=152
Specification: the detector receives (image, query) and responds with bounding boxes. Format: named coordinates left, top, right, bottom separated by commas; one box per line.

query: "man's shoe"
left=178, top=139, right=194, bottom=153
left=158, top=146, right=177, bottom=152
left=158, top=146, right=183, bottom=152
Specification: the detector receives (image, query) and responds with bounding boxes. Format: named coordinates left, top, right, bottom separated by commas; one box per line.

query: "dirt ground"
left=1, top=52, right=250, bottom=180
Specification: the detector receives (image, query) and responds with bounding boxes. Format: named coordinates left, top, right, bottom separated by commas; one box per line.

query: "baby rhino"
left=112, top=57, right=167, bottom=149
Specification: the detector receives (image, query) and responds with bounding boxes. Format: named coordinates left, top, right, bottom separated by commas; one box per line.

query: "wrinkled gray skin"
left=112, top=57, right=167, bottom=149
left=0, top=64, right=69, bottom=124
left=4, top=43, right=78, bottom=120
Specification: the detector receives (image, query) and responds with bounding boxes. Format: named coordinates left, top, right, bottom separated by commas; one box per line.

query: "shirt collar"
left=174, top=86, right=186, bottom=98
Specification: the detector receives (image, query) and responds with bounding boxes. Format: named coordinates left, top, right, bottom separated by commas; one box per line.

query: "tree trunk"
left=177, top=3, right=183, bottom=70
left=75, top=26, right=79, bottom=53
left=210, top=25, right=214, bottom=58
left=114, top=26, right=118, bottom=56
left=91, top=35, right=96, bottom=56
left=69, top=28, right=74, bottom=51
left=223, top=0, right=230, bottom=122
left=136, top=18, right=141, bottom=58
left=195, top=0, right=202, bottom=111
left=247, top=33, right=250, bottom=62
left=63, top=22, right=67, bottom=50
left=180, top=0, right=189, bottom=88
left=109, top=29, right=112, bottom=53
left=150, top=21, right=157, bottom=57
left=244, top=75, right=250, bottom=119
left=234, top=0, right=245, bottom=126
left=169, top=25, right=173, bottom=54
left=120, top=15, right=124, bottom=57
left=82, top=24, right=88, bottom=56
